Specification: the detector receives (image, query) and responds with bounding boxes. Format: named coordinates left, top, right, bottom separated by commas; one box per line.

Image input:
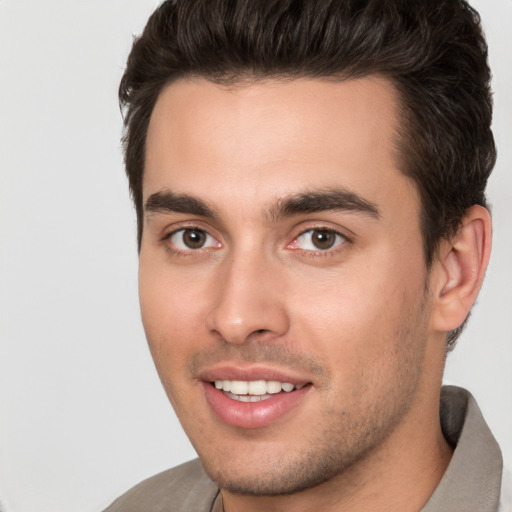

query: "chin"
left=197, top=440, right=364, bottom=497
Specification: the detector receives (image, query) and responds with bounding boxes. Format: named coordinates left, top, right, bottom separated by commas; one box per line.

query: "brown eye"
left=182, top=229, right=207, bottom=249
left=293, top=229, right=346, bottom=251
left=311, top=230, right=337, bottom=249
left=169, top=228, right=218, bottom=251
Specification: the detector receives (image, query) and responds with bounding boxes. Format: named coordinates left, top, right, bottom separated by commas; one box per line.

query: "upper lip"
left=197, top=364, right=312, bottom=386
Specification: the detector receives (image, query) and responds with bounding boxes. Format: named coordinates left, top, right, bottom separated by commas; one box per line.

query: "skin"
left=139, top=76, right=488, bottom=512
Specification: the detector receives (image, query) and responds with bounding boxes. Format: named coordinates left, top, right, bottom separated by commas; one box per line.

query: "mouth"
left=211, top=379, right=308, bottom=402
left=201, top=373, right=313, bottom=429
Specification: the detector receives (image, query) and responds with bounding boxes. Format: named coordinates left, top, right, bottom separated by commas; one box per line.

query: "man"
left=105, top=0, right=505, bottom=510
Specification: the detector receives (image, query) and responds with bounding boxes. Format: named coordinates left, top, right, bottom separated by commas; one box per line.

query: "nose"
left=205, top=250, right=290, bottom=344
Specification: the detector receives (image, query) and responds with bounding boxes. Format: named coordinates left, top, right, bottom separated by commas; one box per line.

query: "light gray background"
left=1, top=1, right=510, bottom=511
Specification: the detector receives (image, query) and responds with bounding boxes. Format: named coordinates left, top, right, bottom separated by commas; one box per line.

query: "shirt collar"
left=421, top=386, right=502, bottom=511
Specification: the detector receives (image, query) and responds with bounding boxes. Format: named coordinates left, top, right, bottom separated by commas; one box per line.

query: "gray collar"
left=421, top=385, right=503, bottom=511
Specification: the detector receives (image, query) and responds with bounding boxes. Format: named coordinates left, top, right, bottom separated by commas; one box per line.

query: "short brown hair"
left=120, top=0, right=495, bottom=285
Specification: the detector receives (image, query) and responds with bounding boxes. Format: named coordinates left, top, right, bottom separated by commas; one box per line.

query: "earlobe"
left=430, top=205, right=492, bottom=334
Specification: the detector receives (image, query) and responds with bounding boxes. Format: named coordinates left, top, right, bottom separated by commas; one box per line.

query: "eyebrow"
left=144, top=190, right=216, bottom=218
left=266, top=188, right=380, bottom=222
left=144, top=187, right=380, bottom=222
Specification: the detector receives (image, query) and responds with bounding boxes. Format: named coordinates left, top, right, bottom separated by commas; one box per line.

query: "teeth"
left=248, top=380, right=267, bottom=395
left=213, top=379, right=303, bottom=395
left=235, top=393, right=265, bottom=402
left=230, top=380, right=248, bottom=394
left=266, top=381, right=282, bottom=394
left=226, top=392, right=271, bottom=402
left=281, top=382, right=294, bottom=392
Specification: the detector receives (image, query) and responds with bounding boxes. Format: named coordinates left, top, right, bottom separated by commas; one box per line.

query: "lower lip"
left=202, top=382, right=311, bottom=429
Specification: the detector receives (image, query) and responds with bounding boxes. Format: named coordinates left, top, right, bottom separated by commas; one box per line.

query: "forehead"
left=144, top=76, right=418, bottom=220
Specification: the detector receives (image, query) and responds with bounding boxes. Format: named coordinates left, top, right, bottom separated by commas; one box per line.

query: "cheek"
left=290, top=257, right=427, bottom=381
left=138, top=260, right=213, bottom=416
left=139, top=250, right=210, bottom=324
left=138, top=257, right=210, bottom=375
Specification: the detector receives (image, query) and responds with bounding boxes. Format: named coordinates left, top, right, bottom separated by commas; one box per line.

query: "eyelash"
left=288, top=228, right=349, bottom=258
left=161, top=227, right=220, bottom=258
left=160, top=225, right=350, bottom=259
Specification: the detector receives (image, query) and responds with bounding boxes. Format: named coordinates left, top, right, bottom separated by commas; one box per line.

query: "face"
left=140, top=77, right=436, bottom=495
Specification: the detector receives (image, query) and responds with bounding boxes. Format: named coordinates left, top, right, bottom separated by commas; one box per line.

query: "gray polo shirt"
left=104, top=386, right=504, bottom=512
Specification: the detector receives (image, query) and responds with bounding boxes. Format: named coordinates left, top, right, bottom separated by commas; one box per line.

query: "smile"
left=213, top=379, right=306, bottom=401
left=203, top=377, right=312, bottom=428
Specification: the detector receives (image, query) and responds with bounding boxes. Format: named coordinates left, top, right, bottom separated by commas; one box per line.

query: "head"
left=119, top=0, right=494, bottom=503
left=120, top=0, right=495, bottom=348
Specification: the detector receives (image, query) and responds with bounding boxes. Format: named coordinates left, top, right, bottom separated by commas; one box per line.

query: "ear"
left=430, top=205, right=492, bottom=334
